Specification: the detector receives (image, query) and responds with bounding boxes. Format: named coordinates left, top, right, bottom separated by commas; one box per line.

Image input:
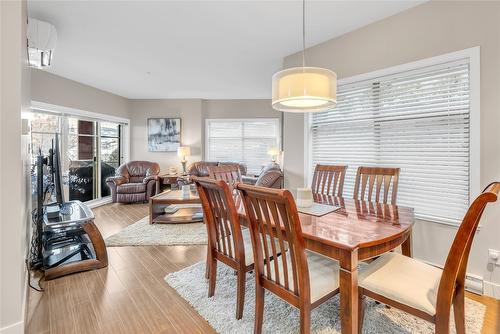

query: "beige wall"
left=31, top=69, right=130, bottom=119
left=283, top=0, right=500, bottom=297
left=1, top=0, right=30, bottom=332
left=130, top=99, right=203, bottom=173
left=129, top=99, right=280, bottom=173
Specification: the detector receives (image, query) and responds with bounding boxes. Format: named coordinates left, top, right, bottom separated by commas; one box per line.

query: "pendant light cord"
left=302, top=0, right=306, bottom=68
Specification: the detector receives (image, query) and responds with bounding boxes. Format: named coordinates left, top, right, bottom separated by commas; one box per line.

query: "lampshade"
left=272, top=67, right=337, bottom=113
left=177, top=146, right=190, bottom=158
left=267, top=147, right=280, bottom=157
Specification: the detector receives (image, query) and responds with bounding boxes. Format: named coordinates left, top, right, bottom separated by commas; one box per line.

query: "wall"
left=130, top=99, right=203, bottom=172
left=129, top=99, right=279, bottom=173
left=0, top=0, right=30, bottom=333
left=31, top=69, right=130, bottom=119
left=282, top=0, right=500, bottom=297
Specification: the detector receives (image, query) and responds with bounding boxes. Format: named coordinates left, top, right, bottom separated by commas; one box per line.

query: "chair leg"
left=208, top=258, right=217, bottom=297
left=435, top=312, right=451, bottom=334
left=299, top=303, right=311, bottom=334
left=358, top=293, right=366, bottom=334
left=254, top=283, right=265, bottom=334
left=235, top=269, right=246, bottom=320
left=205, top=248, right=210, bottom=279
left=453, top=287, right=466, bottom=334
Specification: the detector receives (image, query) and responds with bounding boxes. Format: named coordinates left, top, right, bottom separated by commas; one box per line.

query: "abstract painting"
left=147, top=118, right=181, bottom=152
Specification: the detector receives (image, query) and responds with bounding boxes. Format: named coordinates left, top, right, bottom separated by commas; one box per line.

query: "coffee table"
left=149, top=190, right=202, bottom=224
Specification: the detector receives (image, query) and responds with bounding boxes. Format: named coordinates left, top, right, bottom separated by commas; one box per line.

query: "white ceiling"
left=28, top=0, right=425, bottom=99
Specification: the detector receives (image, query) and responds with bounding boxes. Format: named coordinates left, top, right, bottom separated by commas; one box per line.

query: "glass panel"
left=69, top=118, right=95, bottom=135
left=68, top=160, right=95, bottom=202
left=100, top=122, right=120, bottom=137
left=100, top=137, right=120, bottom=197
left=30, top=113, right=59, bottom=133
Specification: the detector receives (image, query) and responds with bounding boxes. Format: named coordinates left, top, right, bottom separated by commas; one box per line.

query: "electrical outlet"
left=488, top=249, right=500, bottom=265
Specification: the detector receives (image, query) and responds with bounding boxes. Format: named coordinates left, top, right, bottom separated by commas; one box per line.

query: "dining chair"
left=192, top=176, right=252, bottom=320
left=353, top=166, right=400, bottom=204
left=358, top=182, right=500, bottom=334
left=207, top=164, right=242, bottom=187
left=311, top=164, right=347, bottom=197
left=236, top=183, right=340, bottom=334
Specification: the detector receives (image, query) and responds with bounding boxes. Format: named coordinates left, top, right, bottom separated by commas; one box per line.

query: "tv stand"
left=42, top=201, right=108, bottom=280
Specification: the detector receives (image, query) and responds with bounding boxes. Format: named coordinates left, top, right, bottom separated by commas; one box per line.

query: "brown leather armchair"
left=241, top=163, right=283, bottom=188
left=106, top=161, right=160, bottom=203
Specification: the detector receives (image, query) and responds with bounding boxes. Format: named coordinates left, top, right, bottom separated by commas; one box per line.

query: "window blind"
left=206, top=119, right=280, bottom=175
left=310, top=59, right=470, bottom=224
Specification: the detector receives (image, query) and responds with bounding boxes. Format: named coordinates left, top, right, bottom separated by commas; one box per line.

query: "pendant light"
left=272, top=0, right=337, bottom=113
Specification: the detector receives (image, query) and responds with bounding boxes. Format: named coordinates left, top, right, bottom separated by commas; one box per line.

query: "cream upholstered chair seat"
left=359, top=252, right=442, bottom=315
left=269, top=251, right=340, bottom=303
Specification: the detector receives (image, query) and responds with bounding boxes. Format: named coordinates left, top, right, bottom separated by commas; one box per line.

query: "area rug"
left=165, top=262, right=485, bottom=334
left=105, top=216, right=207, bottom=246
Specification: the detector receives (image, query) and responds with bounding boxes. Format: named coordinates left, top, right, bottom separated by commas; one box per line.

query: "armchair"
left=241, top=163, right=283, bottom=189
left=106, top=161, right=160, bottom=203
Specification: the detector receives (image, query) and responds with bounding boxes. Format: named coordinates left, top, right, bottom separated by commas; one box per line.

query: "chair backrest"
left=311, top=164, right=347, bottom=197
left=353, top=166, right=400, bottom=204
left=208, top=165, right=242, bottom=186
left=117, top=161, right=160, bottom=183
left=255, top=163, right=283, bottom=189
left=193, top=176, right=246, bottom=266
left=236, top=183, right=309, bottom=306
left=436, top=182, right=500, bottom=316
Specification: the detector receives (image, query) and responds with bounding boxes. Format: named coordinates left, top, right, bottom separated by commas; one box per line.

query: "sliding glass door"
left=30, top=112, right=125, bottom=204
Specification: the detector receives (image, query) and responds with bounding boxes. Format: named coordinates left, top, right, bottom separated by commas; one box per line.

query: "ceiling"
left=28, top=0, right=425, bottom=99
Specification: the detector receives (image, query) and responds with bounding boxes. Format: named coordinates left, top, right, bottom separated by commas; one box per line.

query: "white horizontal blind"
left=311, top=59, right=470, bottom=224
left=206, top=119, right=280, bottom=175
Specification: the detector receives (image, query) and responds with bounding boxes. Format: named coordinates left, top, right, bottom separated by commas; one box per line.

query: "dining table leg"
left=401, top=230, right=413, bottom=258
left=339, top=249, right=359, bottom=334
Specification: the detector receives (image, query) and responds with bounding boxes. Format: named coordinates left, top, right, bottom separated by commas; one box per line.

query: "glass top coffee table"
left=149, top=190, right=202, bottom=224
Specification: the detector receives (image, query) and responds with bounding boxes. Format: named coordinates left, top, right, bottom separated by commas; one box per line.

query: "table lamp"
left=267, top=147, right=280, bottom=163
left=177, top=146, right=191, bottom=174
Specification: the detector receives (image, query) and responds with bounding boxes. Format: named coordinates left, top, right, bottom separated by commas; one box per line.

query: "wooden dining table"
left=238, top=193, right=415, bottom=334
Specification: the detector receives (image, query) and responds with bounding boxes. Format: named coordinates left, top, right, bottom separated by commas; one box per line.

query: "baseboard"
left=483, top=280, right=500, bottom=299
left=86, top=196, right=112, bottom=209
left=0, top=321, right=24, bottom=334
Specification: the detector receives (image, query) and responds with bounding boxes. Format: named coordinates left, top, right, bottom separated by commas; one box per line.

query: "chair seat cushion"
left=222, top=229, right=287, bottom=267
left=359, top=252, right=442, bottom=315
left=117, top=183, right=147, bottom=194
left=267, top=251, right=339, bottom=303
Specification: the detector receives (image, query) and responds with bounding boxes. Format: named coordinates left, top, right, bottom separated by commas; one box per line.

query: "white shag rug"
left=165, top=262, right=485, bottom=334
left=105, top=216, right=207, bottom=246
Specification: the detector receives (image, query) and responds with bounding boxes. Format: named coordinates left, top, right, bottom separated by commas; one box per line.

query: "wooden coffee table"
left=149, top=190, right=202, bottom=224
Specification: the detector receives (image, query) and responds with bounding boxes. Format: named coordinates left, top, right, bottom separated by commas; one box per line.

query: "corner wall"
left=282, top=0, right=500, bottom=297
left=1, top=1, right=30, bottom=333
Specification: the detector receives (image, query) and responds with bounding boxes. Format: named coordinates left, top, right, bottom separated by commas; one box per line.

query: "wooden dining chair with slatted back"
left=353, top=166, right=400, bottom=204
left=192, top=176, right=253, bottom=320
left=204, top=164, right=245, bottom=279
left=236, top=183, right=340, bottom=334
left=208, top=164, right=242, bottom=187
left=358, top=182, right=500, bottom=334
left=311, top=164, right=347, bottom=197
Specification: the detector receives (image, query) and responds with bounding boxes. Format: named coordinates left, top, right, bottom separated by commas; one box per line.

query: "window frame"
left=304, top=47, right=480, bottom=227
left=204, top=118, right=281, bottom=175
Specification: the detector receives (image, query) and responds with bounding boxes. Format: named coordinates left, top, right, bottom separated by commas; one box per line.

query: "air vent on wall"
left=27, top=18, right=57, bottom=68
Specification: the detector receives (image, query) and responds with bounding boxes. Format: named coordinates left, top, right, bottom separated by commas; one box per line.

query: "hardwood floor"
left=25, top=203, right=500, bottom=334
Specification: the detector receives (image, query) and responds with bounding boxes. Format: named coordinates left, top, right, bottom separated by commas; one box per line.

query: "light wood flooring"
left=25, top=203, right=500, bottom=334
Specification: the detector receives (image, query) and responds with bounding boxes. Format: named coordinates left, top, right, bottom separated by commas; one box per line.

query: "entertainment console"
left=42, top=200, right=108, bottom=280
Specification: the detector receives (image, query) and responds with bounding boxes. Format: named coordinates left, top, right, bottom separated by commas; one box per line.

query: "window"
left=205, top=118, right=280, bottom=175
left=308, top=54, right=477, bottom=225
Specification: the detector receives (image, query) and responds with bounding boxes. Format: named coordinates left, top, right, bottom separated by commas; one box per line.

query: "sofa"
left=106, top=161, right=160, bottom=203
left=180, top=161, right=283, bottom=189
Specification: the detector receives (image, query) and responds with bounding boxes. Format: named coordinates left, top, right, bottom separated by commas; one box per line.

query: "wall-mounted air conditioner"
left=27, top=18, right=57, bottom=68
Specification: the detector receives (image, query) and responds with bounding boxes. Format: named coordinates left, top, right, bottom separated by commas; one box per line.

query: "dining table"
left=238, top=193, right=415, bottom=334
